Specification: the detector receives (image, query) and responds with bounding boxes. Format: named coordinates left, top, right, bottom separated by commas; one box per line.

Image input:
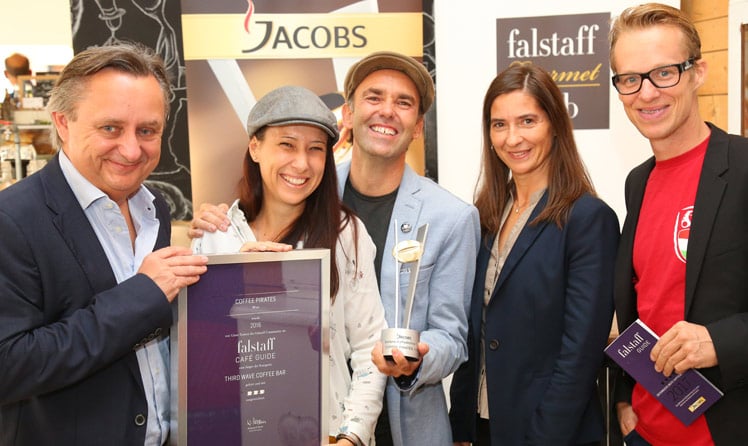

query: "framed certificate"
left=171, top=249, right=330, bottom=445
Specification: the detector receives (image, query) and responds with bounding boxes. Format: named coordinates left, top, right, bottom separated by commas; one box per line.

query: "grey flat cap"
left=246, top=85, right=339, bottom=143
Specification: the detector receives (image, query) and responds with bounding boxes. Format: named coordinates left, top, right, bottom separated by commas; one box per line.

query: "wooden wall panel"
left=682, top=0, right=728, bottom=21
left=698, top=94, right=728, bottom=128
left=700, top=50, right=728, bottom=95
left=686, top=0, right=729, bottom=128
left=695, top=17, right=728, bottom=52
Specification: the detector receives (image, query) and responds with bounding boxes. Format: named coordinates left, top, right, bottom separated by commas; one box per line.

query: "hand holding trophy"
left=381, top=222, right=429, bottom=362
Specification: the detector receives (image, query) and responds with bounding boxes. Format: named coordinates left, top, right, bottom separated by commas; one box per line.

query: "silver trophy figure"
left=381, top=222, right=429, bottom=361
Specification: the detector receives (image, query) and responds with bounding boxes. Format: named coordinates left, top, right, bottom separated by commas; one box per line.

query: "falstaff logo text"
left=496, top=12, right=611, bottom=130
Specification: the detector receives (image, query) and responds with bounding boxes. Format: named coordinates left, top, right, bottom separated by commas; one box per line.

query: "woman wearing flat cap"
left=192, top=85, right=387, bottom=446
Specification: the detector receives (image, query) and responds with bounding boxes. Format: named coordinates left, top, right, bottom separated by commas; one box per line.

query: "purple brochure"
left=604, top=319, right=723, bottom=426
left=171, top=250, right=330, bottom=445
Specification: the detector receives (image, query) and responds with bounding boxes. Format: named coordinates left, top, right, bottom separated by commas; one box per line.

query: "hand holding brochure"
left=604, top=319, right=723, bottom=426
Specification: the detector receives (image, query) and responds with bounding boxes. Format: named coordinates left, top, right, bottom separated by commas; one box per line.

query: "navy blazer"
left=613, top=124, right=748, bottom=445
left=450, top=192, right=619, bottom=445
left=0, top=154, right=173, bottom=445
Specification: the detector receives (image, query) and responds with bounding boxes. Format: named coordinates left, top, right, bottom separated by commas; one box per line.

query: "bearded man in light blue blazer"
left=337, top=51, right=480, bottom=446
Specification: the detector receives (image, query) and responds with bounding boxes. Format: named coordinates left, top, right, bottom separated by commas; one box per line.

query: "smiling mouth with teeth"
left=641, top=106, right=666, bottom=114
left=371, top=125, right=396, bottom=136
left=282, top=175, right=307, bottom=186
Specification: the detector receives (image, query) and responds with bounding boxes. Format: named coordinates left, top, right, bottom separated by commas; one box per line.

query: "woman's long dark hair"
left=474, top=62, right=595, bottom=238
left=237, top=127, right=356, bottom=300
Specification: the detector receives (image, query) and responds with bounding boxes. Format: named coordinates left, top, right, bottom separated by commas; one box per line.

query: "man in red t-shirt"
left=609, top=3, right=748, bottom=445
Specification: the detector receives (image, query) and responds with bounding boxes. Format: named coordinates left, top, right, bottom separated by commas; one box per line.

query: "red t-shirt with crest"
left=632, top=136, right=713, bottom=446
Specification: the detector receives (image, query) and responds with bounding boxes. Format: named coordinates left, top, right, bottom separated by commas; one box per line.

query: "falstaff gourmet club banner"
left=433, top=0, right=677, bottom=223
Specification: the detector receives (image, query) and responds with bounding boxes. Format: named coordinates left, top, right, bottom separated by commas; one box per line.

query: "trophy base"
left=381, top=328, right=420, bottom=362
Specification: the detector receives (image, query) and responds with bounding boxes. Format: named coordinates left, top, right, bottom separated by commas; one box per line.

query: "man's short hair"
left=609, top=3, right=702, bottom=71
left=46, top=42, right=171, bottom=150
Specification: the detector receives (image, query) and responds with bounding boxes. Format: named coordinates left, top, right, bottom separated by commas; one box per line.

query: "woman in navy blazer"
left=449, top=62, right=619, bottom=445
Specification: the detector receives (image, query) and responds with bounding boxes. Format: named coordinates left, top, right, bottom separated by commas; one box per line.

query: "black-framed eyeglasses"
left=611, top=59, right=695, bottom=95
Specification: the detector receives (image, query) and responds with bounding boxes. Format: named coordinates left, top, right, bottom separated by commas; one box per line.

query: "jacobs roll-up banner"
left=180, top=0, right=431, bottom=210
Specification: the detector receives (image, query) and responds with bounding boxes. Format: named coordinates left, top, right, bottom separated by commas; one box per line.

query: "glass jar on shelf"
left=1, top=90, right=14, bottom=122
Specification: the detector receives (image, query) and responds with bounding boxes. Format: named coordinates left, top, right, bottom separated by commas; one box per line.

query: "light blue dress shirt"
left=59, top=151, right=169, bottom=446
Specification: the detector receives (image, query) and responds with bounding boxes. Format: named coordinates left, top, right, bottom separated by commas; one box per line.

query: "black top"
left=342, top=177, right=398, bottom=286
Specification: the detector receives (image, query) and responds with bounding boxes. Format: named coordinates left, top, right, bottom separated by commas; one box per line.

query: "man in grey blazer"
left=610, top=4, right=748, bottom=445
left=337, top=51, right=480, bottom=446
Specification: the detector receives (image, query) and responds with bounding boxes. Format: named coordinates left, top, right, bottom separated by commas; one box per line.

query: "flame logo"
left=244, top=0, right=255, bottom=33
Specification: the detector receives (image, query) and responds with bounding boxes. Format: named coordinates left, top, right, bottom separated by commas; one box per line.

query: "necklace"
left=513, top=203, right=526, bottom=214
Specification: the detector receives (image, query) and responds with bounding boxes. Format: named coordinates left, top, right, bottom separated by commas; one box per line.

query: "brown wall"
left=682, top=0, right=729, bottom=128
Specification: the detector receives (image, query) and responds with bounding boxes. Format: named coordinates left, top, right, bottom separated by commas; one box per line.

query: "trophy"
left=381, top=222, right=429, bottom=361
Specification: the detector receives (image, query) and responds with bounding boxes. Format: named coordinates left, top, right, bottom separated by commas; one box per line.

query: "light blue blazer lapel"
left=389, top=165, right=424, bottom=245
left=492, top=192, right=550, bottom=299
left=336, top=160, right=351, bottom=196
left=382, top=166, right=423, bottom=325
